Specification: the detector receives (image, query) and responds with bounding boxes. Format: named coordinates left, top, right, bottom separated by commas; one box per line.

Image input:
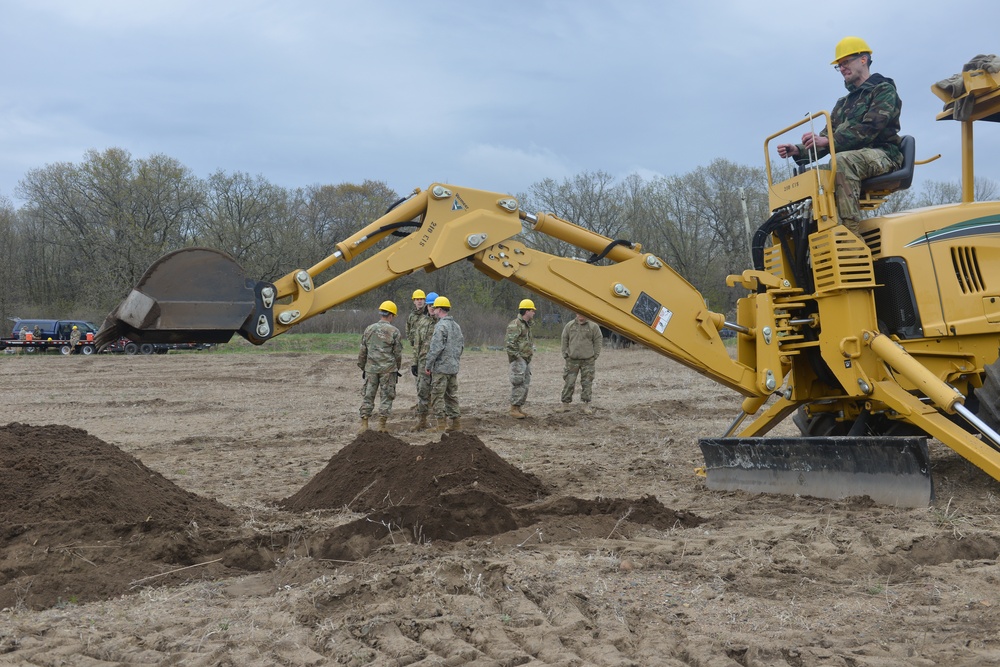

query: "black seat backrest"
left=861, top=135, right=916, bottom=193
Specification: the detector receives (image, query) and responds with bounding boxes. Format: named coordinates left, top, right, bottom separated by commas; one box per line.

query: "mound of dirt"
left=281, top=430, right=549, bottom=512
left=284, top=431, right=702, bottom=561
left=1, top=422, right=236, bottom=529
left=0, top=423, right=251, bottom=610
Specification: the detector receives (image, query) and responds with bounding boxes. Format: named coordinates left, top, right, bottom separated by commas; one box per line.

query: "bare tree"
left=16, top=148, right=201, bottom=310
left=0, top=195, right=23, bottom=325
left=520, top=171, right=630, bottom=260
left=915, top=177, right=999, bottom=206
left=625, top=161, right=768, bottom=314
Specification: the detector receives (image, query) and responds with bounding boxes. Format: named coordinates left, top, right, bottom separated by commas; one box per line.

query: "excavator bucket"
left=699, top=436, right=933, bottom=507
left=95, top=248, right=261, bottom=348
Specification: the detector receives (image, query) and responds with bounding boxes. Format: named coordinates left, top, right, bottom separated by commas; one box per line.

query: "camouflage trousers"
left=360, top=371, right=398, bottom=418
left=561, top=357, right=596, bottom=403
left=509, top=358, right=532, bottom=406
left=415, top=360, right=431, bottom=416
left=430, top=373, right=460, bottom=418
left=828, top=148, right=900, bottom=234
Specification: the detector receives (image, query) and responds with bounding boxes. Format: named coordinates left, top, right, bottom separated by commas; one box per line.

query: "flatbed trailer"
left=0, top=338, right=97, bottom=355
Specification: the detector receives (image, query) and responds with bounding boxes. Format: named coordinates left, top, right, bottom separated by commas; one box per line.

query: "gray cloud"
left=1, top=1, right=996, bottom=204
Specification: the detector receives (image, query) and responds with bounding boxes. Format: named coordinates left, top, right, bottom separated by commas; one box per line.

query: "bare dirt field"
left=3, top=344, right=1000, bottom=666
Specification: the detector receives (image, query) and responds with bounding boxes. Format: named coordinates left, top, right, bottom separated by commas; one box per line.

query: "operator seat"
left=861, top=135, right=916, bottom=194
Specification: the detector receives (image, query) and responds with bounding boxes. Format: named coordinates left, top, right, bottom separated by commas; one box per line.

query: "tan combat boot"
left=376, top=415, right=388, bottom=432
left=436, top=417, right=448, bottom=432
left=357, top=417, right=369, bottom=434
left=582, top=403, right=594, bottom=415
left=411, top=415, right=428, bottom=432
left=447, top=416, right=461, bottom=432
left=510, top=405, right=526, bottom=419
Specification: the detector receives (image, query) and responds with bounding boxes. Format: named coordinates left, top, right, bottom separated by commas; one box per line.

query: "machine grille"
left=873, top=258, right=922, bottom=338
left=951, top=246, right=985, bottom=294
left=861, top=227, right=882, bottom=257
left=810, top=227, right=876, bottom=293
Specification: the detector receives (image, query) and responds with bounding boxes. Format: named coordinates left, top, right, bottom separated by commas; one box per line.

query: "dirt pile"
left=281, top=429, right=550, bottom=511
left=1, top=422, right=236, bottom=528
left=0, top=423, right=248, bottom=610
left=283, top=430, right=702, bottom=560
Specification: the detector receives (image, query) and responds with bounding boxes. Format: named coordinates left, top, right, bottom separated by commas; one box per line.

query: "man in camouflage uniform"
left=410, top=291, right=439, bottom=430
left=560, top=313, right=603, bottom=414
left=69, top=325, right=81, bottom=352
left=357, top=301, right=403, bottom=434
left=425, top=296, right=464, bottom=432
left=777, top=37, right=902, bottom=235
left=405, top=289, right=427, bottom=397
left=506, top=299, right=536, bottom=419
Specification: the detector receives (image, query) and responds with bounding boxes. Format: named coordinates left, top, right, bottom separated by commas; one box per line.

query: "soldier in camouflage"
left=405, top=289, right=427, bottom=400
left=777, top=36, right=902, bottom=235
left=357, top=301, right=403, bottom=434
left=506, top=299, right=536, bottom=419
left=560, top=313, right=603, bottom=414
left=425, top=296, right=464, bottom=432
left=410, top=291, right=439, bottom=430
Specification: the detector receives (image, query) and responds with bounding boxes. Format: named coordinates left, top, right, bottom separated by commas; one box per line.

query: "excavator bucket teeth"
left=699, top=436, right=933, bottom=508
left=95, top=248, right=259, bottom=348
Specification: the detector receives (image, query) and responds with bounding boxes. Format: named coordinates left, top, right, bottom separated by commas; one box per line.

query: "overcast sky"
left=2, top=1, right=998, bottom=208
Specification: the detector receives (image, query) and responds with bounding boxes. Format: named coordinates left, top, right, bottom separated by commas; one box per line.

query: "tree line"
left=0, top=147, right=995, bottom=335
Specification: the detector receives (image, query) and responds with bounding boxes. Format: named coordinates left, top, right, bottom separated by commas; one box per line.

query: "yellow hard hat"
left=433, top=296, right=451, bottom=309
left=379, top=300, right=398, bottom=315
left=518, top=299, right=536, bottom=310
left=831, top=36, right=871, bottom=64
left=72, top=325, right=78, bottom=329
left=412, top=289, right=426, bottom=299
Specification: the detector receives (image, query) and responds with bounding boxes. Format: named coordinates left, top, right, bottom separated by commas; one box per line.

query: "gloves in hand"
left=411, top=364, right=418, bottom=377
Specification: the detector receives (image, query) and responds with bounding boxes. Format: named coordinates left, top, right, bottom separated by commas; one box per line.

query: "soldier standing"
left=357, top=301, right=403, bottom=434
left=425, top=296, right=464, bottom=432
left=560, top=313, right=603, bottom=414
left=405, top=289, right=427, bottom=409
left=410, top=291, right=439, bottom=430
left=506, top=299, right=536, bottom=419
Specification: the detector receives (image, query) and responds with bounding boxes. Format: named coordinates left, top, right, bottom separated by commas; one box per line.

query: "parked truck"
left=1, top=319, right=100, bottom=355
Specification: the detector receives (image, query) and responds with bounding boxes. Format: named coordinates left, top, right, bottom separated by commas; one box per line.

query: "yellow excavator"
left=97, top=64, right=1000, bottom=507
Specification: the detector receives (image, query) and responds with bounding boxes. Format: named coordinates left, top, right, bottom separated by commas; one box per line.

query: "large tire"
left=124, top=342, right=139, bottom=355
left=793, top=407, right=848, bottom=436
left=793, top=404, right=927, bottom=438
left=60, top=345, right=72, bottom=355
left=80, top=345, right=95, bottom=356
left=139, top=343, right=155, bottom=355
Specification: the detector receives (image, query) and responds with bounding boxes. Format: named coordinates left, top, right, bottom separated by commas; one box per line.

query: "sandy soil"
left=2, top=345, right=1000, bottom=666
